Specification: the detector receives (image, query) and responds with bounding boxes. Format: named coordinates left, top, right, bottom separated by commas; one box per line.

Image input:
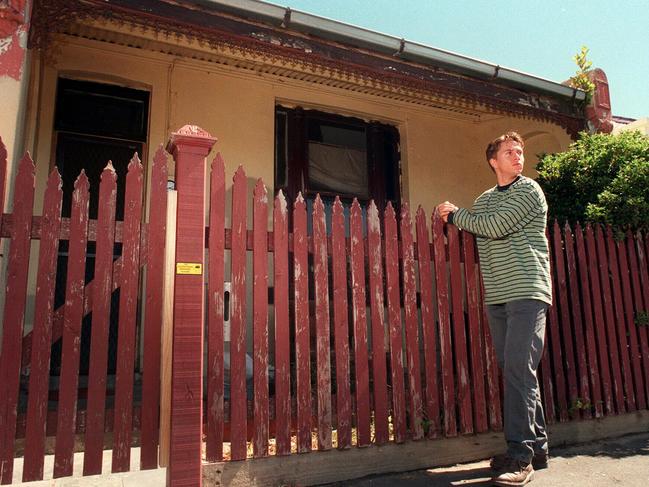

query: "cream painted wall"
left=0, top=76, right=23, bottom=207
left=17, top=33, right=576, bottom=345
left=30, top=38, right=170, bottom=215
left=401, top=114, right=571, bottom=212
left=28, top=37, right=574, bottom=222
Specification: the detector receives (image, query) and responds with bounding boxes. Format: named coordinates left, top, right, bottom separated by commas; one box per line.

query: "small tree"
left=568, top=45, right=595, bottom=103
left=536, top=130, right=649, bottom=231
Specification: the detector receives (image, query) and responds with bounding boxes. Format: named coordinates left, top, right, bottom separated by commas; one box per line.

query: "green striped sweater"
left=450, top=176, right=552, bottom=305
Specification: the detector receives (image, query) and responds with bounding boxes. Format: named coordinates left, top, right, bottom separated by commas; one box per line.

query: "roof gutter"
left=196, top=0, right=586, bottom=102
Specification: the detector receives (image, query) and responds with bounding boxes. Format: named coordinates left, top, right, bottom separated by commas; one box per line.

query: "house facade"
left=9, top=2, right=637, bottom=486
left=3, top=0, right=586, bottom=220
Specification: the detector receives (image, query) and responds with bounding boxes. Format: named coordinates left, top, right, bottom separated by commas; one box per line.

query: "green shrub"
left=536, top=131, right=649, bottom=231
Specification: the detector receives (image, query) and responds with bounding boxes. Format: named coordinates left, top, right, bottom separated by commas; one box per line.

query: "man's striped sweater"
left=449, top=176, right=552, bottom=306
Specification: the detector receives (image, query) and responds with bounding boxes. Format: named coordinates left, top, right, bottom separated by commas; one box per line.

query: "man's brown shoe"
left=490, top=452, right=548, bottom=471
left=491, top=457, right=534, bottom=486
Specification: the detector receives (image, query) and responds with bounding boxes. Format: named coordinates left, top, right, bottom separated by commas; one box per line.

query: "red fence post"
left=166, top=126, right=216, bottom=487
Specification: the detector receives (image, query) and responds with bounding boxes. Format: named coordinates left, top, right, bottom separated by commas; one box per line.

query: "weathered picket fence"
left=1, top=127, right=649, bottom=486
left=170, top=128, right=649, bottom=484
left=0, top=137, right=168, bottom=483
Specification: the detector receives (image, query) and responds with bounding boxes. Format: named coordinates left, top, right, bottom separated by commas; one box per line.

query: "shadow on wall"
left=521, top=131, right=563, bottom=176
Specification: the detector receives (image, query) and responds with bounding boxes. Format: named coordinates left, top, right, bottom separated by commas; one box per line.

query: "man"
left=437, top=132, right=552, bottom=487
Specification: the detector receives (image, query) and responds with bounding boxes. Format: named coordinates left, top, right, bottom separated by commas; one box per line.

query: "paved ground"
left=318, top=432, right=649, bottom=487
left=9, top=432, right=649, bottom=485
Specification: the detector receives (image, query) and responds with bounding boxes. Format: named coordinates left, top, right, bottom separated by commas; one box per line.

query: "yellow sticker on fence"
left=176, top=263, right=203, bottom=275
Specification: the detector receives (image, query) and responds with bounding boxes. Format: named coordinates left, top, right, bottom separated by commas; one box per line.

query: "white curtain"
left=308, top=141, right=368, bottom=198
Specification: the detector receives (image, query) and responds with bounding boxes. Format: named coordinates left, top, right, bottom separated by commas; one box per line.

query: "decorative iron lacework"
left=30, top=0, right=585, bottom=137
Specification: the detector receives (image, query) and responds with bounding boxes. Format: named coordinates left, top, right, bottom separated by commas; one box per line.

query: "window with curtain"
left=274, top=106, right=401, bottom=217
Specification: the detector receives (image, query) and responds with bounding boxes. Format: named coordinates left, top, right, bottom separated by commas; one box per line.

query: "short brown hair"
left=485, top=131, right=525, bottom=168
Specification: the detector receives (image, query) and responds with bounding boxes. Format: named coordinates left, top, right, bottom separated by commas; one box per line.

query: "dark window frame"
left=275, top=106, right=401, bottom=213
left=52, top=77, right=150, bottom=220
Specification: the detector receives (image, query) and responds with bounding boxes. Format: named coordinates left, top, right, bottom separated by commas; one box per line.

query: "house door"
left=50, top=78, right=149, bottom=382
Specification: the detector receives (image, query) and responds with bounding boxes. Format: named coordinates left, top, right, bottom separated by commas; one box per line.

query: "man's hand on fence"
left=436, top=201, right=458, bottom=223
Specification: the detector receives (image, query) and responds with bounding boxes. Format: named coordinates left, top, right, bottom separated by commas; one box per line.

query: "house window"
left=53, top=77, right=149, bottom=220
left=275, top=106, right=400, bottom=214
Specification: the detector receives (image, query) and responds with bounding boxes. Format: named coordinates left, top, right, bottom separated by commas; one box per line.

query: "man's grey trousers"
left=486, top=299, right=549, bottom=463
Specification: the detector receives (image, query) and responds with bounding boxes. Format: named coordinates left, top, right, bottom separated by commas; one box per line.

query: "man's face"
left=489, top=140, right=524, bottom=182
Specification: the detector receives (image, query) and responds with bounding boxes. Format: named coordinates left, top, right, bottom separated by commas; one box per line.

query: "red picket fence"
left=199, top=157, right=649, bottom=464
left=0, top=139, right=168, bottom=483
left=2, top=127, right=649, bottom=485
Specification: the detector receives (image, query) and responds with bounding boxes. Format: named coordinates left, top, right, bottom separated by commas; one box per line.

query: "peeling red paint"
left=0, top=27, right=26, bottom=80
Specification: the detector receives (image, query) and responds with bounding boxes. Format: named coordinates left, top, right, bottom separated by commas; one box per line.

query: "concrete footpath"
left=9, top=431, right=649, bottom=486
left=318, top=431, right=649, bottom=487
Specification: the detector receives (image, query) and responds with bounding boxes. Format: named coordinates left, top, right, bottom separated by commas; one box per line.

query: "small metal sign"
left=176, top=262, right=202, bottom=275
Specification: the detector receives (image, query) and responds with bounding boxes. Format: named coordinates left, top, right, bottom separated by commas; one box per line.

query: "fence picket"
left=562, top=222, right=591, bottom=418
left=480, top=275, right=504, bottom=430
left=273, top=191, right=291, bottom=455
left=400, top=204, right=424, bottom=440
left=539, top=337, right=555, bottom=424
left=618, top=233, right=645, bottom=410
left=367, top=202, right=389, bottom=444
left=595, top=225, right=624, bottom=413
left=431, top=214, right=457, bottom=437
left=293, top=193, right=311, bottom=453
left=563, top=223, right=591, bottom=419
left=415, top=207, right=440, bottom=438
left=547, top=228, right=568, bottom=422
left=585, top=224, right=614, bottom=415
left=627, top=231, right=649, bottom=407
left=331, top=198, right=352, bottom=449
left=547, top=293, right=568, bottom=421
left=207, top=154, right=226, bottom=461
left=606, top=226, right=637, bottom=411
left=384, top=203, right=406, bottom=443
left=22, top=170, right=63, bottom=482
left=140, top=147, right=168, bottom=469
left=463, top=232, right=488, bottom=432
left=350, top=199, right=371, bottom=446
left=447, top=224, right=472, bottom=434
left=0, top=154, right=35, bottom=484
left=82, top=164, right=117, bottom=475
left=552, top=222, right=579, bottom=412
left=312, top=195, right=332, bottom=451
left=252, top=180, right=270, bottom=457
left=605, top=227, right=636, bottom=411
left=53, top=172, right=90, bottom=478
left=574, top=224, right=603, bottom=417
left=230, top=166, right=248, bottom=460
left=111, top=156, right=144, bottom=472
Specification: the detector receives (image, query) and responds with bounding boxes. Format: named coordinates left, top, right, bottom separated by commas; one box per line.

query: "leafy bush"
left=536, top=130, right=649, bottom=231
